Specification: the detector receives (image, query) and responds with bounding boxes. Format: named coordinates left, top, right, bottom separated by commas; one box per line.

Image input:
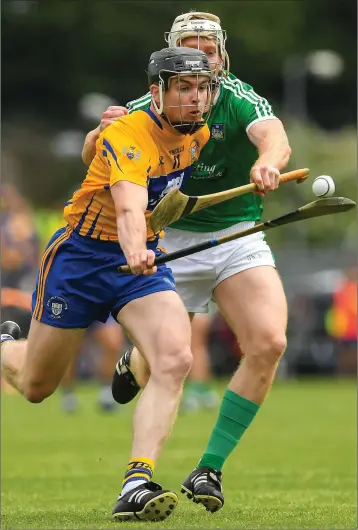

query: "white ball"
left=312, top=175, right=336, bottom=197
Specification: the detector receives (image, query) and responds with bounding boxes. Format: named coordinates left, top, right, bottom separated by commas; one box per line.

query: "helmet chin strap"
left=152, top=79, right=165, bottom=114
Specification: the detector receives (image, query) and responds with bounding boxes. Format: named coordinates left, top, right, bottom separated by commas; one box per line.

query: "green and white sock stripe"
left=221, top=76, right=274, bottom=119
left=127, top=92, right=151, bottom=113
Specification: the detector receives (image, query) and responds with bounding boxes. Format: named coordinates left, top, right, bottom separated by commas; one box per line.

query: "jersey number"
left=172, top=154, right=181, bottom=169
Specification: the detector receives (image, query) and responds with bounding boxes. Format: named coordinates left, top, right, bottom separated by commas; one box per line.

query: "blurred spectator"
left=1, top=184, right=39, bottom=392
left=325, top=266, right=357, bottom=375
left=209, top=312, right=243, bottom=377
left=35, top=207, right=66, bottom=252
left=1, top=289, right=32, bottom=394
left=1, top=184, right=40, bottom=290
left=181, top=311, right=219, bottom=412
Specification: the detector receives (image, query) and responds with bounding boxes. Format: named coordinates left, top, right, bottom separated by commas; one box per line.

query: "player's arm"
left=81, top=106, right=129, bottom=166
left=247, top=119, right=292, bottom=196
left=82, top=126, right=101, bottom=165
left=111, top=181, right=156, bottom=276
left=233, top=81, right=291, bottom=196
left=103, top=125, right=156, bottom=275
left=248, top=119, right=291, bottom=171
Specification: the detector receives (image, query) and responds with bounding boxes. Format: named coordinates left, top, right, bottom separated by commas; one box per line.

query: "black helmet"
left=147, top=47, right=214, bottom=135
left=148, top=47, right=211, bottom=88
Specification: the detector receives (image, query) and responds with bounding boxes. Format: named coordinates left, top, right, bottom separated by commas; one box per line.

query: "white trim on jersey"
left=221, top=79, right=265, bottom=119
left=128, top=98, right=152, bottom=112
left=221, top=77, right=259, bottom=106
left=234, top=78, right=274, bottom=118
left=220, top=79, right=264, bottom=118
left=221, top=76, right=275, bottom=121
left=127, top=92, right=151, bottom=112
left=230, top=77, right=273, bottom=115
left=245, top=115, right=279, bottom=134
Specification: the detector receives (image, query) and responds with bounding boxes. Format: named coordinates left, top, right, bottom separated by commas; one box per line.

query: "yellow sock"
left=121, top=457, right=155, bottom=495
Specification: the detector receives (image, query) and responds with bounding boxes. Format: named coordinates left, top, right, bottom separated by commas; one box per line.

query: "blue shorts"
left=32, top=226, right=176, bottom=329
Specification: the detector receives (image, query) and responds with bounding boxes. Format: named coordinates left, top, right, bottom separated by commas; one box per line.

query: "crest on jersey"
left=122, top=145, right=141, bottom=161
left=47, top=296, right=68, bottom=319
left=211, top=123, right=225, bottom=140
left=189, top=139, right=200, bottom=164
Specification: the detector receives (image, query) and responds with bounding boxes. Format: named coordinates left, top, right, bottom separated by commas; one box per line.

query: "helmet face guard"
left=148, top=47, right=215, bottom=134
left=165, top=12, right=229, bottom=76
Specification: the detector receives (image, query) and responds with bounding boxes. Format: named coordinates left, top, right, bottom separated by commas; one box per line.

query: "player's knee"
left=23, top=381, right=55, bottom=404
left=266, top=332, right=286, bottom=362
left=177, top=346, right=193, bottom=377
left=249, top=331, right=287, bottom=365
left=154, top=344, right=193, bottom=383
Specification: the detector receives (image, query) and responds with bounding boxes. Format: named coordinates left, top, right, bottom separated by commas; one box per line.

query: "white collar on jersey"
left=213, top=80, right=222, bottom=105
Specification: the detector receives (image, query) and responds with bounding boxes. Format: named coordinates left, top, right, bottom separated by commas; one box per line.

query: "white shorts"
left=160, top=222, right=275, bottom=314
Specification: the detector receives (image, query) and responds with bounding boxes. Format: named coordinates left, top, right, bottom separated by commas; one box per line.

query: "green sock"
left=198, top=390, right=260, bottom=471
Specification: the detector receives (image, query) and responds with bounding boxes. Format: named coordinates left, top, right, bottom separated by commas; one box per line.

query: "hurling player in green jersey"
left=83, top=11, right=291, bottom=513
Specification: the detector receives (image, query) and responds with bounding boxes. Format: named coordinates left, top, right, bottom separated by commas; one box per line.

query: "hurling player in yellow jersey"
left=0, top=47, right=214, bottom=522
left=83, top=11, right=292, bottom=516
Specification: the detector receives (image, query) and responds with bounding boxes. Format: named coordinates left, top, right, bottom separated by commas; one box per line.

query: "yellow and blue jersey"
left=32, top=108, right=209, bottom=329
left=64, top=109, right=210, bottom=241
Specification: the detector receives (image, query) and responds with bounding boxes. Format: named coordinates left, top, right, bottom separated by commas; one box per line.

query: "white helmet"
left=165, top=12, right=229, bottom=74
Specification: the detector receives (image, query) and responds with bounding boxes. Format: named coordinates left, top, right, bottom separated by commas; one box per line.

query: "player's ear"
left=150, top=83, right=160, bottom=106
left=150, top=84, right=159, bottom=98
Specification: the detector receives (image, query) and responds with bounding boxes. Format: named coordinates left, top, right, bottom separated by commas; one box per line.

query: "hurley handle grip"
left=119, top=263, right=150, bottom=274
left=118, top=265, right=131, bottom=273
left=277, top=168, right=309, bottom=185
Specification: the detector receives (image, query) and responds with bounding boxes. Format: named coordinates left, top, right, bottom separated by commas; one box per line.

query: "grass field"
left=2, top=378, right=356, bottom=529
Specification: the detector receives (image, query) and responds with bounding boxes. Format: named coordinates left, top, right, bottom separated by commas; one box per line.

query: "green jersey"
left=127, top=73, right=277, bottom=231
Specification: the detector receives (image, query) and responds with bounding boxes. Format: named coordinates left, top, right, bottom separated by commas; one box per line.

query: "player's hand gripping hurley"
left=149, top=168, right=309, bottom=233
left=119, top=197, right=355, bottom=273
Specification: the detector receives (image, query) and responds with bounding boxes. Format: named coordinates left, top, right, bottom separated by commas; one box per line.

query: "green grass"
left=1, top=379, right=356, bottom=529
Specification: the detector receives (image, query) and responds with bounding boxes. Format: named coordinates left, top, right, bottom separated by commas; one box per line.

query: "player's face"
left=164, top=75, right=211, bottom=125
left=181, top=36, right=223, bottom=73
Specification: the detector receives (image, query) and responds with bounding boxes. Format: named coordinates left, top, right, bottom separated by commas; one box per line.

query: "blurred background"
left=1, top=0, right=356, bottom=411
left=1, top=3, right=356, bottom=528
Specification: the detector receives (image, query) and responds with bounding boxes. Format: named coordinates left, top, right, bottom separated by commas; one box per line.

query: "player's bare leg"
left=215, top=266, right=287, bottom=403
left=181, top=265, right=287, bottom=511
left=112, top=312, right=217, bottom=411
left=112, top=313, right=218, bottom=412
left=112, top=315, right=195, bottom=404
left=1, top=318, right=85, bottom=402
left=111, top=290, right=192, bottom=521
left=118, top=291, right=192, bottom=462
